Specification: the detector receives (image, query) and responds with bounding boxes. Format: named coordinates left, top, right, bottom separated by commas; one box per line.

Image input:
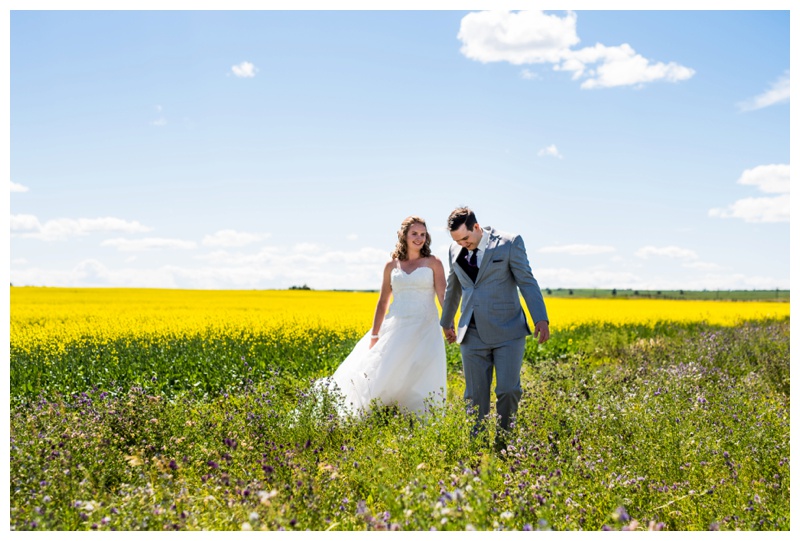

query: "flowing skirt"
left=324, top=308, right=447, bottom=416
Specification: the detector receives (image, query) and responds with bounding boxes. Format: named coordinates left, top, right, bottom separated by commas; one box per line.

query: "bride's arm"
left=369, top=261, right=394, bottom=348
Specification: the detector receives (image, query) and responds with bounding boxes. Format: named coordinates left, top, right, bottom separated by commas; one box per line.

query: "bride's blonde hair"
left=391, top=216, right=432, bottom=261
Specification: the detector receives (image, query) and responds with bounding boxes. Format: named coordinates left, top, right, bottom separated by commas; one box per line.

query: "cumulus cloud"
left=458, top=11, right=694, bottom=89
left=709, top=164, right=789, bottom=223
left=11, top=181, right=29, bottom=193
left=709, top=195, right=789, bottom=224
left=459, top=10, right=579, bottom=64
left=11, top=215, right=152, bottom=241
left=738, top=70, right=790, bottom=112
left=14, top=243, right=388, bottom=289
left=537, top=144, right=563, bottom=159
left=736, top=164, right=790, bottom=194
left=150, top=104, right=167, bottom=126
left=538, top=244, right=615, bottom=255
left=202, top=229, right=269, bottom=248
left=683, top=261, right=723, bottom=271
left=557, top=43, right=695, bottom=89
left=101, top=237, right=198, bottom=252
left=231, top=61, right=258, bottom=78
left=635, top=246, right=698, bottom=260
left=539, top=266, right=787, bottom=290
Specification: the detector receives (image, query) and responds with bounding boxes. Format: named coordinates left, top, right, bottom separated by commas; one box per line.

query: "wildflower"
left=207, top=460, right=219, bottom=469
left=249, top=512, right=259, bottom=522
left=500, top=511, right=514, bottom=520
left=241, top=522, right=252, bottom=531
left=613, top=506, right=630, bottom=523
left=168, top=460, right=178, bottom=471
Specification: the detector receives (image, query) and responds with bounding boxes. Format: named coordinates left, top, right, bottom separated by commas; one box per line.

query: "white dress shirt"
left=473, top=228, right=490, bottom=268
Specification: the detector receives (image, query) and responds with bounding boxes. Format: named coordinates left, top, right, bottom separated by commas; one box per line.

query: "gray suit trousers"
left=460, top=322, right=526, bottom=435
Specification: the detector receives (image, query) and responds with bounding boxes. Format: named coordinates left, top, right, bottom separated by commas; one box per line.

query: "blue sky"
left=6, top=3, right=794, bottom=291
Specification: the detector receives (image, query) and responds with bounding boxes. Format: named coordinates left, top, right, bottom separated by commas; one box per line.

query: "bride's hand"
left=369, top=336, right=379, bottom=349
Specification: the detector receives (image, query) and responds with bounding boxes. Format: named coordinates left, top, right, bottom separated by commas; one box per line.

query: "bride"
left=325, top=215, right=447, bottom=416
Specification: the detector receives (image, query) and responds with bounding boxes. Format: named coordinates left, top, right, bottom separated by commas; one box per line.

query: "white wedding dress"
left=325, top=264, right=447, bottom=416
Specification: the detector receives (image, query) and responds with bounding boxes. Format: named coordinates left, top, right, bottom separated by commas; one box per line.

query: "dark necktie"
left=466, top=248, right=479, bottom=281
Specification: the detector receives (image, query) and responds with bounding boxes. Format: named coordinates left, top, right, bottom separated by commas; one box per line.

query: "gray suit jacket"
left=440, top=226, right=548, bottom=344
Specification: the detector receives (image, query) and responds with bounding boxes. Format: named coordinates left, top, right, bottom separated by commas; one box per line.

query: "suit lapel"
left=474, top=229, right=499, bottom=284
left=454, top=246, right=477, bottom=282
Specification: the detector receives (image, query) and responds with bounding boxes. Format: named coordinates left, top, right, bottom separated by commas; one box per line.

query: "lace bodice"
left=387, top=266, right=437, bottom=318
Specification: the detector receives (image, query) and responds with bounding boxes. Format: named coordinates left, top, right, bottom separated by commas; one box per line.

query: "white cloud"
left=347, top=234, right=359, bottom=241
left=709, top=164, right=790, bottom=223
left=231, top=61, right=258, bottom=78
left=520, top=68, right=539, bottom=80
left=538, top=244, right=615, bottom=255
left=10, top=243, right=390, bottom=289
left=150, top=104, right=167, bottom=126
left=738, top=70, right=790, bottom=112
left=101, top=237, right=197, bottom=252
left=458, top=10, right=579, bottom=65
left=736, top=164, right=789, bottom=194
left=635, top=246, right=698, bottom=260
left=11, top=215, right=152, bottom=240
left=683, top=261, right=723, bottom=271
left=11, top=181, right=29, bottom=193
left=202, top=229, right=269, bottom=248
left=533, top=266, right=786, bottom=291
left=11, top=214, right=41, bottom=232
left=537, top=144, right=563, bottom=159
left=557, top=43, right=695, bottom=90
left=458, top=11, right=694, bottom=89
left=709, top=195, right=789, bottom=224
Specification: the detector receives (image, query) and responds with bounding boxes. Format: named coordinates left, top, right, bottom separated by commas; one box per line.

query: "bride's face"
left=406, top=223, right=428, bottom=253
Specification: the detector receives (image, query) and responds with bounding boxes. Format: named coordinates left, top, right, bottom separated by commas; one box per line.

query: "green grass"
left=542, top=288, right=789, bottom=301
left=9, top=319, right=789, bottom=530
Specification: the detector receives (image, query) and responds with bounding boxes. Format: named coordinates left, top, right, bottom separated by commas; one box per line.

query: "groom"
left=440, top=207, right=550, bottom=447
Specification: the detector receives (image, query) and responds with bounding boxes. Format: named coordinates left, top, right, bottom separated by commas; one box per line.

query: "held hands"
left=443, top=327, right=457, bottom=344
left=534, top=320, right=550, bottom=344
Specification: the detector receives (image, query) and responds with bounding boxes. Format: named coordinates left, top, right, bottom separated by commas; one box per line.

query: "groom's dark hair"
left=447, top=206, right=478, bottom=231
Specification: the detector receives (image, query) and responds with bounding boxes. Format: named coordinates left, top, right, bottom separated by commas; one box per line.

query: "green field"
left=542, top=288, right=789, bottom=302
left=10, top=316, right=789, bottom=531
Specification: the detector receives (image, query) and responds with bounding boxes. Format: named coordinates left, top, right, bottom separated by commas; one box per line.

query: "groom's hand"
left=534, top=321, right=550, bottom=344
left=443, top=327, right=456, bottom=344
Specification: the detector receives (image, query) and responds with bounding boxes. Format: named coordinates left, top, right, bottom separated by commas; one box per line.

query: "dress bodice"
left=387, top=266, right=437, bottom=318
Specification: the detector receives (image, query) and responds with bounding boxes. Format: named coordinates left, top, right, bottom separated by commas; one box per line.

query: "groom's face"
left=450, top=223, right=482, bottom=251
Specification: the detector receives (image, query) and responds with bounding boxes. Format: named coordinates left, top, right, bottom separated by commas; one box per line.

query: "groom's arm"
left=508, top=234, right=548, bottom=325
left=440, top=248, right=462, bottom=330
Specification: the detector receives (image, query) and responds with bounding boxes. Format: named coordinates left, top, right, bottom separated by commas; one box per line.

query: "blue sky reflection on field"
left=8, top=3, right=792, bottom=291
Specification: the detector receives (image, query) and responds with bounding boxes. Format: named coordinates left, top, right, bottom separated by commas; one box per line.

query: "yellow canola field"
left=11, top=287, right=790, bottom=353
